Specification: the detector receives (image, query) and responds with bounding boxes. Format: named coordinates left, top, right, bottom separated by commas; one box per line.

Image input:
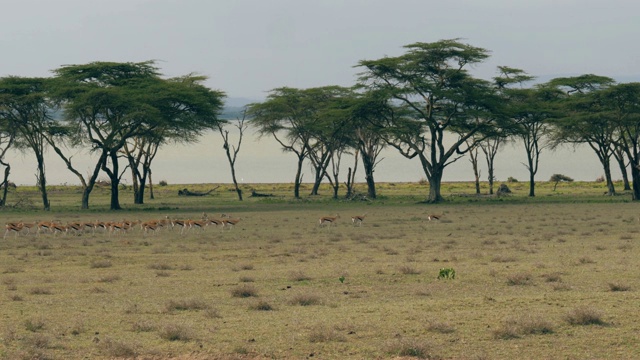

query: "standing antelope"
left=351, top=213, right=367, bottom=227
left=319, top=214, right=340, bottom=227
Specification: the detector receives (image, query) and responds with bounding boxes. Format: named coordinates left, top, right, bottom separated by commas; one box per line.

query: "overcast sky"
left=2, top=0, right=639, bottom=100
left=1, top=0, right=639, bottom=186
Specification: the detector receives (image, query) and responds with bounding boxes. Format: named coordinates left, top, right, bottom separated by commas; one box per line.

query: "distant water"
left=6, top=128, right=608, bottom=186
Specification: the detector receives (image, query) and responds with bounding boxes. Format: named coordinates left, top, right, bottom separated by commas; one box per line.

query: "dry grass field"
left=0, top=181, right=639, bottom=359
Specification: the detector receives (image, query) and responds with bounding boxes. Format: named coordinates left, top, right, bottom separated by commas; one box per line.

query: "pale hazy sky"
left=3, top=0, right=639, bottom=98
left=1, top=0, right=639, bottom=185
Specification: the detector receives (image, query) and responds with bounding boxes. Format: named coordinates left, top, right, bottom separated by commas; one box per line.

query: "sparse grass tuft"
left=427, top=321, right=455, bottom=334
left=386, top=338, right=439, bottom=359
left=158, top=323, right=195, bottom=341
left=25, top=317, right=46, bottom=332
left=148, top=262, right=174, bottom=270
left=99, top=337, right=138, bottom=358
left=493, top=315, right=554, bottom=339
left=289, top=270, right=312, bottom=281
left=608, top=282, right=631, bottom=292
left=250, top=300, right=275, bottom=311
left=308, top=324, right=346, bottom=343
left=399, top=265, right=421, bottom=275
left=506, top=272, right=533, bottom=286
left=90, top=259, right=112, bottom=268
left=565, top=306, right=607, bottom=326
left=289, top=293, right=322, bottom=306
left=132, top=320, right=156, bottom=332
left=164, top=299, right=209, bottom=312
left=231, top=284, right=258, bottom=298
left=29, top=287, right=52, bottom=295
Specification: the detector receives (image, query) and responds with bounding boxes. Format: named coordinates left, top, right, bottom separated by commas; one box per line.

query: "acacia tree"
left=495, top=66, right=561, bottom=198
left=479, top=136, right=504, bottom=195
left=247, top=87, right=314, bottom=199
left=0, top=116, right=16, bottom=206
left=606, top=83, right=640, bottom=200
left=0, top=76, right=53, bottom=210
left=51, top=61, right=224, bottom=210
left=348, top=91, right=388, bottom=199
left=123, top=74, right=225, bottom=204
left=549, top=75, right=617, bottom=195
left=357, top=39, right=503, bottom=202
left=218, top=108, right=248, bottom=201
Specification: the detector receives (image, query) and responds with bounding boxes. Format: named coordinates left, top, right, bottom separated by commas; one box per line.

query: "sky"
left=1, top=0, right=640, bottom=186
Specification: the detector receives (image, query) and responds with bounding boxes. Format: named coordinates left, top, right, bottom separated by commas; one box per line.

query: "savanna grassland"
left=0, top=181, right=639, bottom=359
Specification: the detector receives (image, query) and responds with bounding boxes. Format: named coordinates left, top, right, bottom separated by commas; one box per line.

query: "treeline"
left=2, top=39, right=640, bottom=210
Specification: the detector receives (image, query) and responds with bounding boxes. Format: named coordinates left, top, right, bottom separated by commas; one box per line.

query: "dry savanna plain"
left=0, top=181, right=639, bottom=360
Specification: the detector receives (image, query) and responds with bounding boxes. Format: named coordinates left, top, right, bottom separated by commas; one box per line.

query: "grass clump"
left=565, top=306, right=607, bottom=326
left=250, top=300, right=275, bottom=311
left=427, top=321, right=455, bottom=334
left=158, top=323, right=195, bottom=342
left=289, top=270, right=312, bottom=281
left=90, top=259, right=112, bottom=268
left=385, top=338, right=440, bottom=359
left=506, top=272, right=534, bottom=286
left=25, top=317, right=46, bottom=332
left=164, top=299, right=209, bottom=312
left=99, top=337, right=138, bottom=358
left=231, top=284, right=258, bottom=298
left=308, top=325, right=346, bottom=343
left=493, top=315, right=554, bottom=339
left=608, top=282, right=631, bottom=292
left=289, top=293, right=322, bottom=306
left=29, top=287, right=52, bottom=295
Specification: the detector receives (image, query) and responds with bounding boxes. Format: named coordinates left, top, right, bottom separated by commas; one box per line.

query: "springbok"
left=319, top=214, right=340, bottom=227
left=351, top=214, right=367, bottom=227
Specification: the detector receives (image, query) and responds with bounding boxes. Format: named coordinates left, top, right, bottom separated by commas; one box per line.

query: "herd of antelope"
left=3, top=212, right=443, bottom=240
left=2, top=213, right=243, bottom=239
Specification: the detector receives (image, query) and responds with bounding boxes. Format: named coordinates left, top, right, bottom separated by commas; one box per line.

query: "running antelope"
left=427, top=214, right=442, bottom=221
left=319, top=214, right=340, bottom=227
left=4, top=223, right=24, bottom=239
left=351, top=214, right=367, bottom=227
left=221, top=217, right=242, bottom=230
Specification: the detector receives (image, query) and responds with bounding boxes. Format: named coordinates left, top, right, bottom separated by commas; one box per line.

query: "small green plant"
left=338, top=276, right=345, bottom=283
left=158, top=180, right=168, bottom=186
left=438, top=268, right=456, bottom=280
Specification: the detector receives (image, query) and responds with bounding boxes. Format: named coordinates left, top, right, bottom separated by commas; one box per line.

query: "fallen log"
left=178, top=186, right=219, bottom=196
left=250, top=189, right=274, bottom=197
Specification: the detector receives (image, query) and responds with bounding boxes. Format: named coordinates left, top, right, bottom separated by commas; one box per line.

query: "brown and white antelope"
left=319, top=214, right=340, bottom=227
left=351, top=213, right=367, bottom=227
left=221, top=217, right=242, bottom=230
left=4, top=222, right=24, bottom=239
left=427, top=214, right=442, bottom=221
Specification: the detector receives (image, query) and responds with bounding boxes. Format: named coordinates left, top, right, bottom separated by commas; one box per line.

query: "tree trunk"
left=148, top=169, right=155, bottom=200
left=310, top=169, right=324, bottom=195
left=35, top=154, right=50, bottom=211
left=81, top=151, right=108, bottom=210
left=602, top=159, right=616, bottom=196
left=528, top=172, right=535, bottom=197
left=294, top=155, right=304, bottom=199
left=488, top=168, right=495, bottom=195
left=104, top=151, right=122, bottom=210
left=631, top=163, right=640, bottom=201
left=110, top=179, right=121, bottom=210
left=614, top=149, right=631, bottom=191
left=344, top=167, right=354, bottom=198
left=361, top=152, right=377, bottom=199
left=0, top=162, right=10, bottom=207
left=427, top=167, right=444, bottom=203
